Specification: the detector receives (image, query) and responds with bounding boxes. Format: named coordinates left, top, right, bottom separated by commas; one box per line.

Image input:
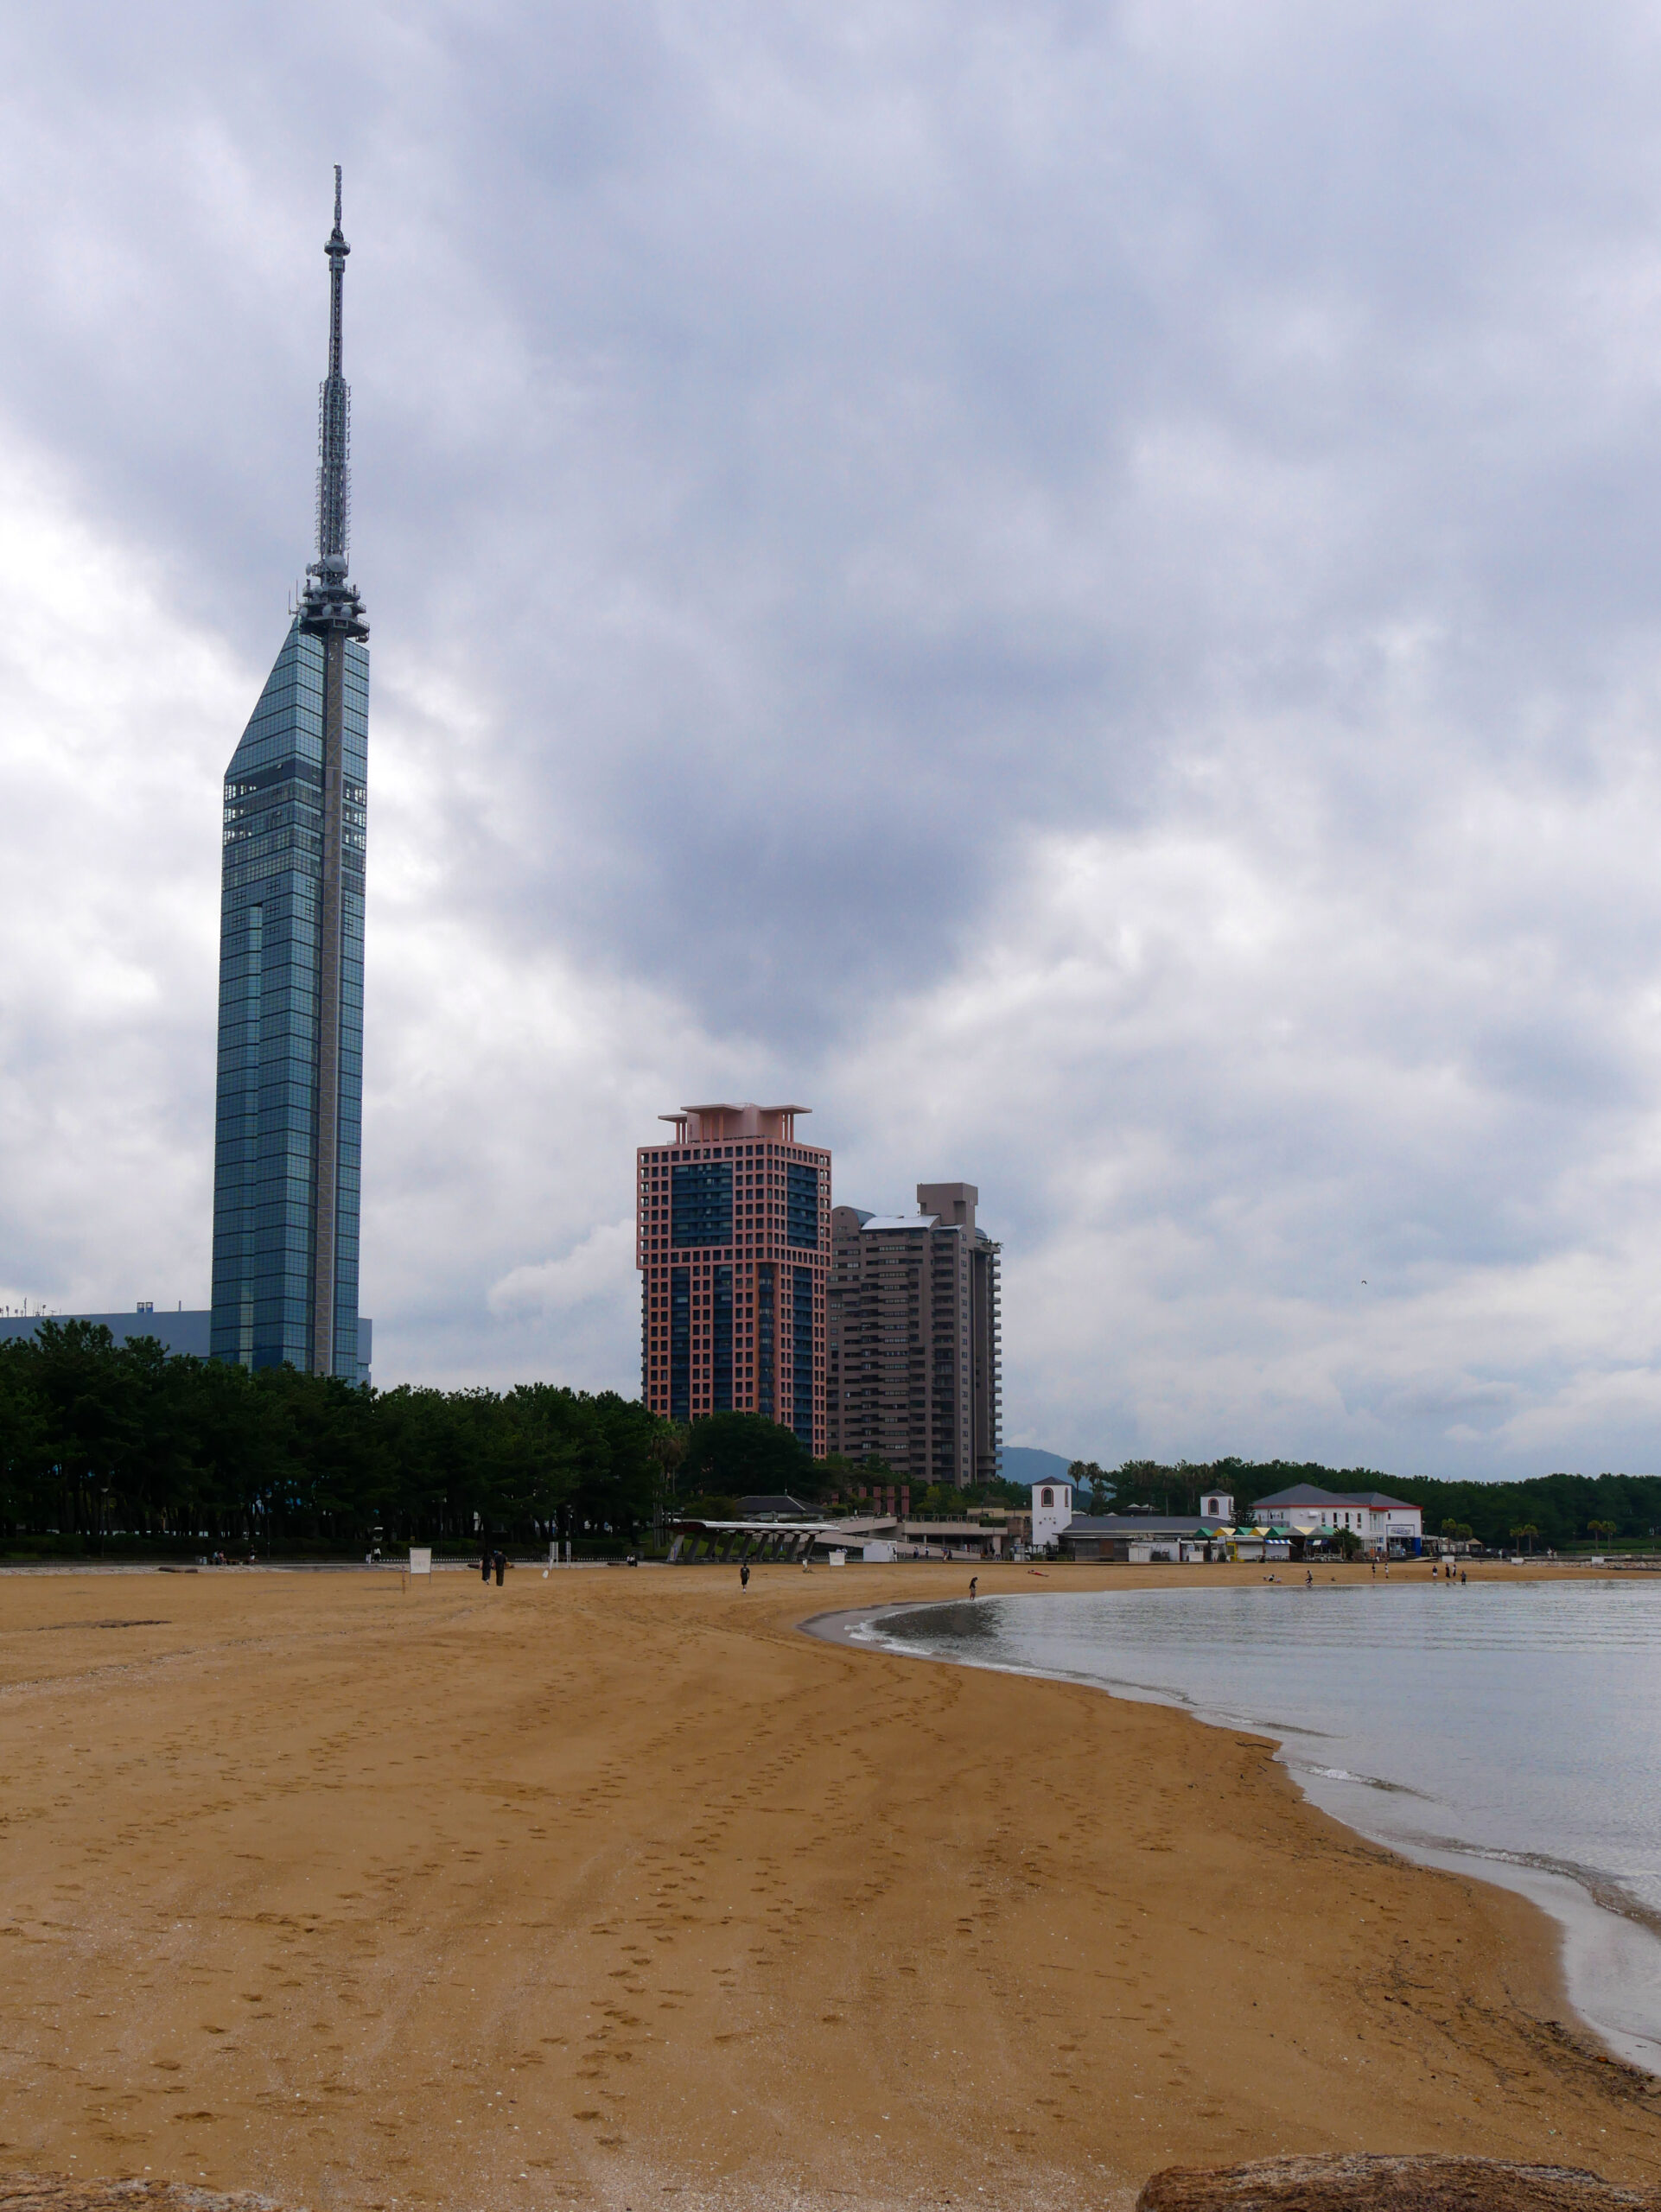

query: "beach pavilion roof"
left=1250, top=1484, right=1417, bottom=1513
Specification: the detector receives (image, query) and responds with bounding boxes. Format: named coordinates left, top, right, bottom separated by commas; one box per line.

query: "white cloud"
left=0, top=424, right=245, bottom=1313
left=9, top=3, right=1661, bottom=1476
left=488, top=1222, right=636, bottom=1320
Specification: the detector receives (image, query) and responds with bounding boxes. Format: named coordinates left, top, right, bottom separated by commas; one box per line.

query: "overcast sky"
left=8, top=1, right=1661, bottom=1479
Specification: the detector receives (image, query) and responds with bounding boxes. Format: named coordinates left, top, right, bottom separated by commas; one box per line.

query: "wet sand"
left=0, top=1560, right=1657, bottom=2212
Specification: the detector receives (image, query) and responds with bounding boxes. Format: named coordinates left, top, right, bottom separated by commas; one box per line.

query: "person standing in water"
left=969, top=1575, right=978, bottom=1599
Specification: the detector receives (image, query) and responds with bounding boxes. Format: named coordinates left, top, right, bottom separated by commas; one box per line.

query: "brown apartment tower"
left=827, top=1182, right=1002, bottom=1487
left=638, top=1104, right=830, bottom=1451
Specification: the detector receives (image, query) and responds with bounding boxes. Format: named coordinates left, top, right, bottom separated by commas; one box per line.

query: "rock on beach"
left=1138, top=2154, right=1661, bottom=2212
left=0, top=2181, right=289, bottom=2212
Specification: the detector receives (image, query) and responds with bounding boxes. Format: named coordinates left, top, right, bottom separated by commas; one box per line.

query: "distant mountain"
left=1001, top=1446, right=1077, bottom=1485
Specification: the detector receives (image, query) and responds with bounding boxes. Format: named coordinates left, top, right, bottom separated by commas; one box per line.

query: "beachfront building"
left=0, top=1307, right=213, bottom=1357
left=0, top=1306, right=372, bottom=1382
left=1250, top=1484, right=1422, bottom=1555
left=1032, top=1474, right=1076, bottom=1549
left=1057, top=1514, right=1231, bottom=1562
left=826, top=1183, right=1002, bottom=1487
left=1030, top=1479, right=1240, bottom=1560
left=637, top=1104, right=830, bottom=1452
left=210, top=172, right=370, bottom=1381
left=892, top=1519, right=1009, bottom=1559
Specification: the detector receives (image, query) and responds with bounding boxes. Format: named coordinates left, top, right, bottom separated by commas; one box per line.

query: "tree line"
left=0, top=1332, right=1021, bottom=1557
left=0, top=1321, right=673, bottom=1554
left=8, top=1323, right=1656, bottom=1556
left=1090, top=1456, right=1661, bottom=1549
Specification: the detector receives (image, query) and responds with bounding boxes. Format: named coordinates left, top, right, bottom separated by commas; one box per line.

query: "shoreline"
left=805, top=1585, right=1661, bottom=2078
left=2, top=1560, right=1658, bottom=2210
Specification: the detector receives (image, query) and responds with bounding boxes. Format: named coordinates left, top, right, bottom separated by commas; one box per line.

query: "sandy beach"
left=1, top=1560, right=1657, bottom=2212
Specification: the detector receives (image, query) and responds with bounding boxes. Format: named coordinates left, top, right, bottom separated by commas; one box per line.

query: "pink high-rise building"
left=637, top=1103, right=830, bottom=1451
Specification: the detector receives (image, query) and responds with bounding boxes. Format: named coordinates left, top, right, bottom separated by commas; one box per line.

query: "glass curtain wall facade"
left=212, top=628, right=367, bottom=1374
left=211, top=172, right=370, bottom=1381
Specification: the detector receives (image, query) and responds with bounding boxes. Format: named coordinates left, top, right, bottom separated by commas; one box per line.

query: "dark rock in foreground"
left=1139, top=2154, right=1661, bottom=2212
left=0, top=2179, right=288, bottom=2212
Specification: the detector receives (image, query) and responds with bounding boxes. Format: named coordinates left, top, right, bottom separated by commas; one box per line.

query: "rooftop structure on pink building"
left=637, top=1104, right=830, bottom=1451
left=657, top=1103, right=811, bottom=1143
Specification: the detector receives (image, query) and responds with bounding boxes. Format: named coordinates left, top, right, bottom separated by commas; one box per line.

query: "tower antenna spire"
left=302, top=164, right=367, bottom=638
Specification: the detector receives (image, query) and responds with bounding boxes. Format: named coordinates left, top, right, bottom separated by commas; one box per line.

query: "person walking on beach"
left=969, top=1575, right=978, bottom=1599
left=1305, top=1567, right=1313, bottom=1586
left=740, top=1561, right=750, bottom=1590
left=480, top=1547, right=491, bottom=1584
left=493, top=1547, right=506, bottom=1587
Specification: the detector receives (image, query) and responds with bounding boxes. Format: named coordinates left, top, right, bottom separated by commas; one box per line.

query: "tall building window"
left=792, top=1267, right=813, bottom=1446
left=786, top=1162, right=818, bottom=1248
left=757, top=1265, right=775, bottom=1415
left=713, top=1266, right=733, bottom=1412
left=672, top=1160, right=732, bottom=1247
left=670, top=1268, right=691, bottom=1421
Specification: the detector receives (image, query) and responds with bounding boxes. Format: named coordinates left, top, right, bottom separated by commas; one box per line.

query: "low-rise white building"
left=1031, top=1476, right=1076, bottom=1549
left=1250, top=1484, right=1422, bottom=1555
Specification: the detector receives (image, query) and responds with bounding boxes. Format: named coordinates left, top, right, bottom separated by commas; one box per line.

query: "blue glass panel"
left=786, top=1163, right=819, bottom=1249
left=671, top=1160, right=732, bottom=1247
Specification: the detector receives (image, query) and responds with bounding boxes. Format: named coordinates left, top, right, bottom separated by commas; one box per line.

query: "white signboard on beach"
left=409, top=1547, right=432, bottom=1576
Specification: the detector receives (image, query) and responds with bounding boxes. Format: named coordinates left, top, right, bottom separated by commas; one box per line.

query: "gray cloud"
left=5, top=0, right=1661, bottom=1475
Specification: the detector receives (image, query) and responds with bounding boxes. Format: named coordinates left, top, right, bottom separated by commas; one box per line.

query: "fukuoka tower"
left=211, top=170, right=370, bottom=1379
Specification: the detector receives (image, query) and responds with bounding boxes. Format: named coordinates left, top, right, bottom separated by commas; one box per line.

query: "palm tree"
left=1509, top=1521, right=1540, bottom=1555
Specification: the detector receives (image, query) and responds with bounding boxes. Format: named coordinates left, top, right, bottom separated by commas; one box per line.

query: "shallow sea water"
left=854, top=1578, right=1661, bottom=2070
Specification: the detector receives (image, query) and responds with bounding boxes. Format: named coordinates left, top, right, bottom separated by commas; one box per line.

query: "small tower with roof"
left=1032, top=1474, right=1074, bottom=1549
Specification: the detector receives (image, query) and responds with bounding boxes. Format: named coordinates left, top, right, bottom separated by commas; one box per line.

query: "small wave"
left=1389, top=1832, right=1661, bottom=1944
left=1298, top=1762, right=1426, bottom=1796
